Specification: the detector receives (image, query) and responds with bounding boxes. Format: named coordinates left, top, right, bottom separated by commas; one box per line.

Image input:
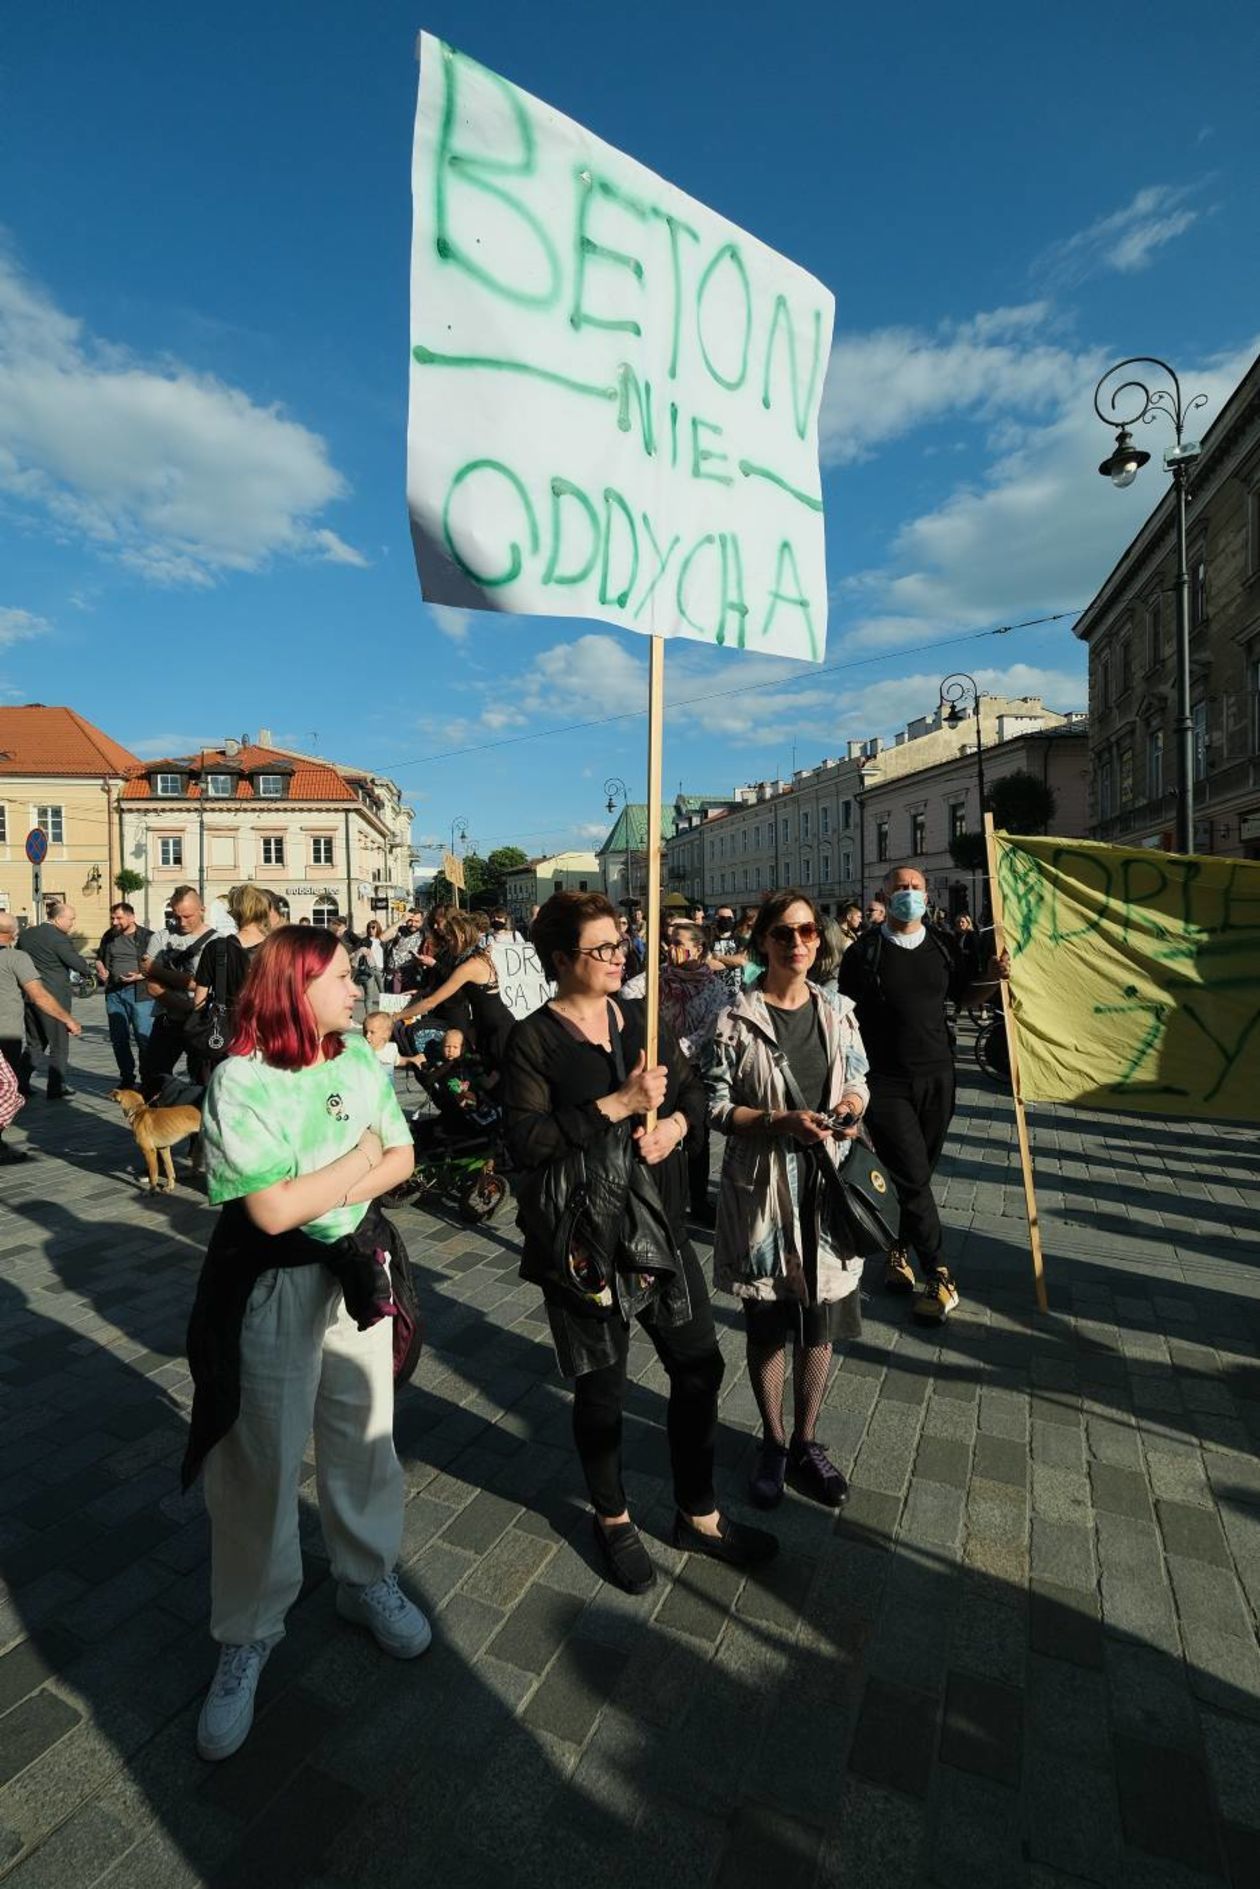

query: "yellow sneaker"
left=913, top=1268, right=960, bottom=1325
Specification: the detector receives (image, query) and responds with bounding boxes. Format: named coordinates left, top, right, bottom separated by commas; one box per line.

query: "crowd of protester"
left=0, top=870, right=1006, bottom=1763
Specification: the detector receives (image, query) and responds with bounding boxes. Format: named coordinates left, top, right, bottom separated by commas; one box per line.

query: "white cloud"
left=1035, top=185, right=1204, bottom=288
left=0, top=245, right=364, bottom=584
left=820, top=304, right=1077, bottom=466
left=838, top=339, right=1256, bottom=659
left=428, top=605, right=477, bottom=643
left=0, top=605, right=52, bottom=647
left=126, top=732, right=219, bottom=758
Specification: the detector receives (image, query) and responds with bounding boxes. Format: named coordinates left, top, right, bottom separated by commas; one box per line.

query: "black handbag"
left=777, top=1040, right=901, bottom=1258
left=184, top=936, right=242, bottom=1066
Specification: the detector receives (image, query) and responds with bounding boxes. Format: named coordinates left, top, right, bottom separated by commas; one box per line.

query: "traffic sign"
left=24, top=828, right=48, bottom=866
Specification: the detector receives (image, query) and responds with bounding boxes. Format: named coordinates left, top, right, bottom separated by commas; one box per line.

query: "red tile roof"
left=0, top=705, right=140, bottom=777
left=120, top=744, right=358, bottom=802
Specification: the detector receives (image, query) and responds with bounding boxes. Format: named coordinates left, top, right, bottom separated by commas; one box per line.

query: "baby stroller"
left=386, top=1048, right=510, bottom=1224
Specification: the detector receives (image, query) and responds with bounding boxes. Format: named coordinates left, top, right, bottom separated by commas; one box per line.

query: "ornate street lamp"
left=604, top=776, right=632, bottom=907
left=448, top=814, right=469, bottom=909
left=940, top=673, right=987, bottom=917
left=1094, top=357, right=1207, bottom=854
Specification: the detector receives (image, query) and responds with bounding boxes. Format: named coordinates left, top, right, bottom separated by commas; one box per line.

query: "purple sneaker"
left=789, top=1436, right=850, bottom=1508
left=749, top=1437, right=790, bottom=1509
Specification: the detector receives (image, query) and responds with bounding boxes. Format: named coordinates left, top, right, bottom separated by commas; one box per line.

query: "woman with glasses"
left=706, top=889, right=871, bottom=1511
left=503, top=892, right=776, bottom=1595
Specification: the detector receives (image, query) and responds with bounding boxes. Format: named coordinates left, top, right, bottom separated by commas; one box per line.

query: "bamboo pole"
left=984, top=813, right=1049, bottom=1313
left=643, top=635, right=665, bottom=1129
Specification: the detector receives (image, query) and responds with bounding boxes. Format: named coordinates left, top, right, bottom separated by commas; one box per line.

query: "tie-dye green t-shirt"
left=201, top=1033, right=411, bottom=1243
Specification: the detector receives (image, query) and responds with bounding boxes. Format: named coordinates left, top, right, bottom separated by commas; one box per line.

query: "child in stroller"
left=386, top=1024, right=509, bottom=1223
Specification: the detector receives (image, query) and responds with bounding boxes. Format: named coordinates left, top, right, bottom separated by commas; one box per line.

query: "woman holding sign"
left=503, top=892, right=777, bottom=1595
left=397, top=909, right=515, bottom=1071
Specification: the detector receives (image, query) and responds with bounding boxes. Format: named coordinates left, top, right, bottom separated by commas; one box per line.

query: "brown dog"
left=109, top=1089, right=202, bottom=1192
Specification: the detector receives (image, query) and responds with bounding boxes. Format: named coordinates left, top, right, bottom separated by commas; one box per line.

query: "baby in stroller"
left=385, top=1024, right=509, bottom=1223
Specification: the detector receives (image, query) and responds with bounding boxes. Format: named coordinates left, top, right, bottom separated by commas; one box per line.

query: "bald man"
left=1, top=913, right=81, bottom=1151
left=21, top=902, right=95, bottom=1100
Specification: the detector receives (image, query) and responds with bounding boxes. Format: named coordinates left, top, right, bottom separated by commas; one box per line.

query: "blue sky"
left=2, top=0, right=1257, bottom=862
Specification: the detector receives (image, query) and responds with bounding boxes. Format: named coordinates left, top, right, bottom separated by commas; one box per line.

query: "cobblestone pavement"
left=1, top=1009, right=1259, bottom=1887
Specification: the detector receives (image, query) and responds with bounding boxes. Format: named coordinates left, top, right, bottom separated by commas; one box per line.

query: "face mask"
left=889, top=889, right=927, bottom=923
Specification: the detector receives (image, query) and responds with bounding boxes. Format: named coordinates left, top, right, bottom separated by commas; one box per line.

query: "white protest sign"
left=490, top=935, right=554, bottom=1021
left=408, top=35, right=834, bottom=662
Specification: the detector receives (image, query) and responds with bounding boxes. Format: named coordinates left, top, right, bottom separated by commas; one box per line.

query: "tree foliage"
left=987, top=770, right=1057, bottom=836
left=113, top=868, right=146, bottom=895
left=948, top=832, right=987, bottom=873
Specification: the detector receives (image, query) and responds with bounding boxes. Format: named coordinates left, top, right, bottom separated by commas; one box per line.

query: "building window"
left=1251, top=652, right=1260, bottom=754
left=841, top=851, right=852, bottom=882
left=257, top=775, right=285, bottom=799
left=1119, top=747, right=1133, bottom=806
left=313, top=901, right=338, bottom=927
left=155, top=772, right=182, bottom=797
left=1145, top=598, right=1162, bottom=670
left=311, top=836, right=334, bottom=867
left=205, top=773, right=235, bottom=798
left=741, top=868, right=749, bottom=891
left=754, top=866, right=761, bottom=890
left=1098, top=760, right=1113, bottom=821
left=802, top=855, right=812, bottom=882
left=801, top=810, right=810, bottom=840
left=783, top=858, right=792, bottom=883
left=36, top=806, right=64, bottom=843
left=949, top=800, right=967, bottom=840
left=0, top=807, right=5, bottom=841
left=1098, top=652, right=1111, bottom=710
left=820, top=805, right=830, bottom=836
left=158, top=836, right=183, bottom=867
left=1192, top=701, right=1208, bottom=780
left=911, top=811, right=926, bottom=854
left=781, top=818, right=789, bottom=843
left=1118, top=638, right=1132, bottom=695
left=842, top=799, right=852, bottom=829
left=821, top=852, right=831, bottom=882
left=1147, top=730, right=1163, bottom=801
left=1248, top=488, right=1260, bottom=580
left=1191, top=551, right=1207, bottom=628
left=741, top=829, right=748, bottom=852
left=261, top=836, right=285, bottom=866
left=876, top=818, right=889, bottom=863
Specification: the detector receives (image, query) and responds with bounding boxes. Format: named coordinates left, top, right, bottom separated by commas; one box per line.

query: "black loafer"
left=593, top=1517, right=656, bottom=1594
left=673, top=1511, right=778, bottom=1568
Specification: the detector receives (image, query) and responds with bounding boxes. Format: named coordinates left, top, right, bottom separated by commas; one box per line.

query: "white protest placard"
left=490, top=935, right=554, bottom=1022
left=408, top=35, right=834, bottom=662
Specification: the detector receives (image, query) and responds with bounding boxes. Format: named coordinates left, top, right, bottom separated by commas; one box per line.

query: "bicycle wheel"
left=974, top=1017, right=1011, bottom=1088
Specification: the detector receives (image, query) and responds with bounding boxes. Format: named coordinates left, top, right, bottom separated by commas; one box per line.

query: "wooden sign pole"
left=984, top=813, right=1049, bottom=1313
left=643, top=636, right=665, bottom=1130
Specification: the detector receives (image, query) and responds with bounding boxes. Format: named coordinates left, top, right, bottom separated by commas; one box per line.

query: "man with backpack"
left=838, top=864, right=1008, bottom=1324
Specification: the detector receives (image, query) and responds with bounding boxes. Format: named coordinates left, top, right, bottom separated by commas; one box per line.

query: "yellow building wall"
left=0, top=776, right=120, bottom=945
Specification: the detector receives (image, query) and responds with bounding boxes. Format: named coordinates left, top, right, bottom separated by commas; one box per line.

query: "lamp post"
left=449, top=814, right=468, bottom=910
left=604, top=776, right=631, bottom=907
left=1094, top=357, right=1207, bottom=855
left=940, top=673, right=987, bottom=916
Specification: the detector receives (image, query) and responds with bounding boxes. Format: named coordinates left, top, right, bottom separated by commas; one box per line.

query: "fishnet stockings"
left=745, top=1335, right=835, bottom=1446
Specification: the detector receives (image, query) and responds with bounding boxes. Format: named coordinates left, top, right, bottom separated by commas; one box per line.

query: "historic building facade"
left=1075, top=352, right=1260, bottom=857
left=0, top=705, right=139, bottom=938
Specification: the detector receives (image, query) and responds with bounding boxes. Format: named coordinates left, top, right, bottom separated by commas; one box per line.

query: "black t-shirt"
left=198, top=935, right=257, bottom=1007
left=766, top=999, right=829, bottom=1109
left=838, top=929, right=959, bottom=1077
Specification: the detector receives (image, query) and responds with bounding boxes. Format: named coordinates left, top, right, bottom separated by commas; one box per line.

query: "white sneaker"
left=196, top=1637, right=278, bottom=1761
left=336, top=1571, right=432, bottom=1659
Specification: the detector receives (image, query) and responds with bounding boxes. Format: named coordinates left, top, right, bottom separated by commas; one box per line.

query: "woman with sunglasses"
left=503, top=892, right=777, bottom=1594
left=707, top=889, right=871, bottom=1510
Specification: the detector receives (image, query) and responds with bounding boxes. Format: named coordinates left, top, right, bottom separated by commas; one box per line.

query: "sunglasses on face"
left=768, top=921, right=819, bottom=945
left=574, top=940, right=630, bottom=963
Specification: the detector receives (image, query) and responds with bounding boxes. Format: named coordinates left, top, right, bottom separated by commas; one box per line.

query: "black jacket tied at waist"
left=182, top=1199, right=421, bottom=1489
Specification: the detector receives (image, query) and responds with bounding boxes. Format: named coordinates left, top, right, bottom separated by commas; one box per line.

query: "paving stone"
left=972, top=1433, right=1026, bottom=1486
left=939, top=1669, right=1022, bottom=1786
left=1114, top=1736, right=1225, bottom=1876
left=1166, top=1555, right=1253, bottom=1637
left=913, top=1435, right=971, bottom=1489
left=1106, top=1641, right=1200, bottom=1749
left=1090, top=1462, right=1153, bottom=1520
left=1030, top=1578, right=1104, bottom=1670
left=654, top=1553, right=743, bottom=1643
left=437, top=1488, right=521, bottom=1554
left=848, top=1677, right=938, bottom=1798
left=520, top=1635, right=628, bottom=1746
left=1030, top=1517, right=1096, bottom=1593
left=839, top=1486, right=902, bottom=1552
left=0, top=1689, right=83, bottom=1787
left=458, top=1526, right=553, bottom=1607
left=1156, top=1500, right=1232, bottom=1569
left=713, top=1802, right=824, bottom=1889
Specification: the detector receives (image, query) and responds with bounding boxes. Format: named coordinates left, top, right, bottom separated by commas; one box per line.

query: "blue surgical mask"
left=888, top=889, right=927, bottom=922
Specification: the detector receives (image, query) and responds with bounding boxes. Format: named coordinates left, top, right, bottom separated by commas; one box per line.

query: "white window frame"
left=257, top=775, right=285, bottom=799
left=911, top=811, right=926, bottom=855
left=0, top=806, right=6, bottom=842
left=313, top=901, right=338, bottom=927
left=1147, top=729, right=1163, bottom=801
left=261, top=835, right=286, bottom=867
left=205, top=774, right=235, bottom=798
left=311, top=836, right=334, bottom=867
left=158, top=836, right=183, bottom=868
left=36, top=805, right=65, bottom=843
left=155, top=772, right=182, bottom=797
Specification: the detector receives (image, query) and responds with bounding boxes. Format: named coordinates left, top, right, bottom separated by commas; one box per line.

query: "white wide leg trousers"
left=205, top=1265, right=404, bottom=1645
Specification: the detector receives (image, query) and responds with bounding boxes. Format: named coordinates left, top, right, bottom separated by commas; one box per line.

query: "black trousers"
left=24, top=1008, right=70, bottom=1083
left=571, top=1243, right=725, bottom=1519
left=140, top=1013, right=189, bottom=1097
left=687, top=1116, right=712, bottom=1214
left=863, top=1068, right=956, bottom=1272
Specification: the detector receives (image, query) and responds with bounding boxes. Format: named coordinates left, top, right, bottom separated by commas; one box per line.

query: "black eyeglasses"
left=574, top=941, right=630, bottom=963
left=768, top=921, right=819, bottom=945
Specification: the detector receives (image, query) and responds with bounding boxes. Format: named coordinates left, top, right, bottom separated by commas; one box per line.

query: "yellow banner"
left=442, top=851, right=465, bottom=891
left=993, top=834, right=1260, bottom=1123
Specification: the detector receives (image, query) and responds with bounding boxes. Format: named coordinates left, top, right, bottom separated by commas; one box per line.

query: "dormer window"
left=205, top=773, right=235, bottom=797
left=257, top=775, right=284, bottom=798
left=155, top=772, right=183, bottom=797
